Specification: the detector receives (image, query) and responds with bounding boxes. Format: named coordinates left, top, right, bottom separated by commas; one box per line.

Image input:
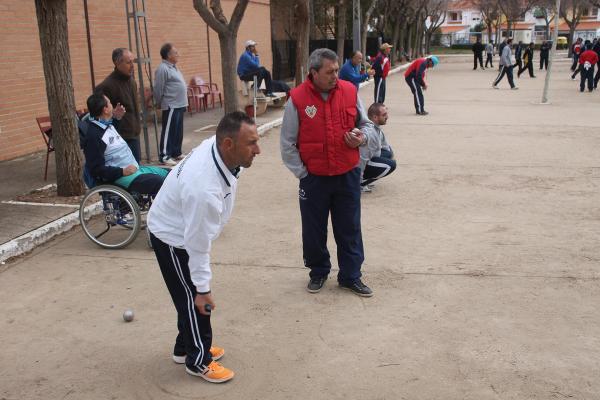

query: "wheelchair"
left=77, top=115, right=153, bottom=250
left=79, top=182, right=153, bottom=249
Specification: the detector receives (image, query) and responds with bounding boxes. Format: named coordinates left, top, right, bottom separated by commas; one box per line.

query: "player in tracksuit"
left=571, top=38, right=583, bottom=72
left=577, top=45, right=598, bottom=92
left=493, top=38, right=517, bottom=90
left=593, top=39, right=600, bottom=89
left=147, top=112, right=260, bottom=384
left=404, top=55, right=439, bottom=116
left=372, top=43, right=393, bottom=103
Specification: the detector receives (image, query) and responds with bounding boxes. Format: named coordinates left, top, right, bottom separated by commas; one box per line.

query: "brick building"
left=0, top=0, right=272, bottom=161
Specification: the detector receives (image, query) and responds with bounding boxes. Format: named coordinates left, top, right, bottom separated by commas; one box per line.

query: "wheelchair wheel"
left=79, top=185, right=142, bottom=249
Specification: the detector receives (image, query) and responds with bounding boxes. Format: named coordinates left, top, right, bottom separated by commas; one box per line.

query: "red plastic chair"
left=190, top=76, right=222, bottom=108
left=187, top=86, right=206, bottom=114
left=36, top=116, right=53, bottom=180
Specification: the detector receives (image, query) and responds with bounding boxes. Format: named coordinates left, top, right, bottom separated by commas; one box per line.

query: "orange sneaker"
left=186, top=361, right=235, bottom=383
left=172, top=346, right=225, bottom=364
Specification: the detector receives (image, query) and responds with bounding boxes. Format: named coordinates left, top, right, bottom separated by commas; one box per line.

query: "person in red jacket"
left=578, top=45, right=598, bottom=92
left=372, top=43, right=393, bottom=103
left=280, top=48, right=374, bottom=297
left=404, top=56, right=439, bottom=115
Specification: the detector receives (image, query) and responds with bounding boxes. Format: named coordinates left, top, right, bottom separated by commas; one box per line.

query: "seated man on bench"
left=81, top=92, right=169, bottom=196
left=237, top=39, right=277, bottom=97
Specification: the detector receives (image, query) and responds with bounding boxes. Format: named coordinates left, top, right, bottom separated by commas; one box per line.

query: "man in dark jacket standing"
left=472, top=38, right=485, bottom=70
left=518, top=42, right=535, bottom=78
left=97, top=48, right=142, bottom=162
left=539, top=41, right=551, bottom=70
left=593, top=39, right=600, bottom=89
left=515, top=41, right=523, bottom=70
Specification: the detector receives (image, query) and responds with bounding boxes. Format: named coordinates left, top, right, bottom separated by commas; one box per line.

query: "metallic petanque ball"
left=123, top=309, right=134, bottom=322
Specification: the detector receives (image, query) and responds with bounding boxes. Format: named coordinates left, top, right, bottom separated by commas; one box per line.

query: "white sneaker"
left=492, top=85, right=499, bottom=89
left=511, top=87, right=519, bottom=90
left=360, top=185, right=372, bottom=193
left=160, top=157, right=178, bottom=166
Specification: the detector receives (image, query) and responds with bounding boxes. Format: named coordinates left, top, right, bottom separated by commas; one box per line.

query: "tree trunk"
left=361, top=0, right=378, bottom=56
left=398, top=20, right=407, bottom=60
left=218, top=32, right=240, bottom=113
left=425, top=32, right=432, bottom=54
left=336, top=0, right=347, bottom=61
left=391, top=17, right=401, bottom=63
left=192, top=0, right=249, bottom=113
left=568, top=26, right=576, bottom=57
left=413, top=16, right=423, bottom=57
left=295, top=0, right=310, bottom=86
left=34, top=0, right=84, bottom=196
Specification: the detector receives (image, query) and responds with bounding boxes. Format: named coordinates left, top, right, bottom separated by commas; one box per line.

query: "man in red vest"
left=280, top=48, right=373, bottom=297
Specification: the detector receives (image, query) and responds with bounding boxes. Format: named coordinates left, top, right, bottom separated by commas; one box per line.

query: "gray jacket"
left=359, top=123, right=391, bottom=172
left=500, top=45, right=513, bottom=67
left=485, top=43, right=494, bottom=55
left=280, top=92, right=370, bottom=179
left=154, top=60, right=188, bottom=109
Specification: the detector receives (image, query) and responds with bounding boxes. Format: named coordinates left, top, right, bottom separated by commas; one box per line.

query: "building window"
left=581, top=7, right=598, bottom=19
left=448, top=11, right=462, bottom=23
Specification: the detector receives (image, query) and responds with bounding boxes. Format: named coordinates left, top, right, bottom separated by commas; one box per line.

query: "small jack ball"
left=123, top=309, right=134, bottom=322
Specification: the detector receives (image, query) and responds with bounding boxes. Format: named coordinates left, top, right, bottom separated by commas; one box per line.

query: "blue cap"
left=429, top=55, right=439, bottom=67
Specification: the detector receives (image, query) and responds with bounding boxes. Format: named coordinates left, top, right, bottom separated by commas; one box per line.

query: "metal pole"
left=253, top=76, right=257, bottom=120
left=83, top=0, right=95, bottom=90
left=205, top=0, right=213, bottom=86
left=541, top=0, right=561, bottom=104
left=139, top=0, right=160, bottom=154
left=130, top=0, right=151, bottom=161
left=352, top=0, right=361, bottom=52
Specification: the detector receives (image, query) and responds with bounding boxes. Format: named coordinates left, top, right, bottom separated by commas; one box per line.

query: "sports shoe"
left=307, top=276, right=327, bottom=293
left=339, top=279, right=373, bottom=297
left=419, top=111, right=429, bottom=116
left=186, top=361, right=234, bottom=383
left=173, top=346, right=225, bottom=364
left=511, top=87, right=519, bottom=90
left=360, top=185, right=372, bottom=193
left=160, top=157, right=178, bottom=166
left=492, top=85, right=499, bottom=89
left=173, top=154, right=186, bottom=161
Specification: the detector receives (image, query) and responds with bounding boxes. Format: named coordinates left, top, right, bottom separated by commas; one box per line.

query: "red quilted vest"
left=290, top=78, right=359, bottom=176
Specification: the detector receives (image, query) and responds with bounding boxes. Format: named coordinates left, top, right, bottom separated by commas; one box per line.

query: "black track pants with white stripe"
left=493, top=65, right=515, bottom=88
left=150, top=232, right=213, bottom=369
left=362, top=156, right=396, bottom=186
left=405, top=76, right=425, bottom=114
left=374, top=75, right=386, bottom=103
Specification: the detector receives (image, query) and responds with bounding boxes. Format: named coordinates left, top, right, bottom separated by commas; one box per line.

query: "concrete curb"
left=0, top=61, right=412, bottom=264
left=0, top=209, right=81, bottom=264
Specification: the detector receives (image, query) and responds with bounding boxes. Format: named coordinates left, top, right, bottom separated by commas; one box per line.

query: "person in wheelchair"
left=82, top=92, right=169, bottom=196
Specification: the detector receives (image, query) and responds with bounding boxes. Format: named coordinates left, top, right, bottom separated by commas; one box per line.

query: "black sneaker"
left=307, top=276, right=327, bottom=293
left=339, top=279, right=373, bottom=297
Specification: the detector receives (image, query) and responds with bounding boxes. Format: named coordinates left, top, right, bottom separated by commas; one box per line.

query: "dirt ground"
left=1, top=57, right=599, bottom=400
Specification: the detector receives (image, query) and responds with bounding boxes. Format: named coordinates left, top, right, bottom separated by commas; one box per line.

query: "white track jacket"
left=148, top=136, right=239, bottom=293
